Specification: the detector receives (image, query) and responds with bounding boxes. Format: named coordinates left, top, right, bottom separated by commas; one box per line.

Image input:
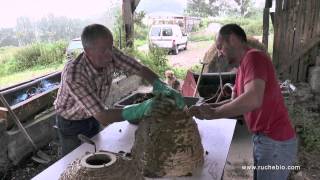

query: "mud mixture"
left=131, top=107, right=204, bottom=178
left=59, top=152, right=143, bottom=180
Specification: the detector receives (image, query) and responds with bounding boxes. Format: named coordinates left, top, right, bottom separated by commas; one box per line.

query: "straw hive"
left=203, top=37, right=267, bottom=73
left=131, top=106, right=204, bottom=178
left=59, top=152, right=144, bottom=180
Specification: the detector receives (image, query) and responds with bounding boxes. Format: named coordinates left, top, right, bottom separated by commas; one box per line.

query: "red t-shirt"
left=234, top=48, right=295, bottom=141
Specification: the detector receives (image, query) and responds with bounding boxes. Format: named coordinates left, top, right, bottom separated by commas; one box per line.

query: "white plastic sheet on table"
left=33, top=118, right=237, bottom=180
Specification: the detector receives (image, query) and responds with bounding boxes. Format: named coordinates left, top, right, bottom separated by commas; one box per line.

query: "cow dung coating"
left=131, top=107, right=204, bottom=178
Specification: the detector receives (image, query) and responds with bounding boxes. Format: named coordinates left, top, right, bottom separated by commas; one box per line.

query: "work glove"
left=152, top=79, right=185, bottom=109
left=121, top=98, right=154, bottom=124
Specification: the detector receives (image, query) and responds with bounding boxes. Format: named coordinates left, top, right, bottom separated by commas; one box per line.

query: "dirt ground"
left=1, top=141, right=60, bottom=180
left=167, top=41, right=213, bottom=69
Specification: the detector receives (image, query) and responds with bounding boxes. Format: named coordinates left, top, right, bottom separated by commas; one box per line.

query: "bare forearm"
left=215, top=93, right=259, bottom=118
left=207, top=99, right=231, bottom=108
left=94, top=108, right=124, bottom=126
left=212, top=79, right=265, bottom=119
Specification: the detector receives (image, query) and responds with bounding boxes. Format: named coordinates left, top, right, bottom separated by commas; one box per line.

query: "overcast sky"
left=0, top=0, right=120, bottom=28
left=0, top=0, right=264, bottom=28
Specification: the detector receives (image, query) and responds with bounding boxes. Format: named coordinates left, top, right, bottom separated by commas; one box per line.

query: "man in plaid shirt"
left=55, top=24, right=185, bottom=156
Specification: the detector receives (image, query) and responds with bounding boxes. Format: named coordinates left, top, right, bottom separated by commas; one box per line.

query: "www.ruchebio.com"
left=242, top=165, right=300, bottom=171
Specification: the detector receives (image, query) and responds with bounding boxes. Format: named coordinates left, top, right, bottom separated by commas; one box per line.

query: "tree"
left=0, top=28, right=19, bottom=47
left=186, top=0, right=253, bottom=17
left=234, top=0, right=253, bottom=17
left=37, top=14, right=85, bottom=42
left=134, top=11, right=148, bottom=41
left=186, top=0, right=214, bottom=17
left=186, top=0, right=240, bottom=17
left=15, top=17, right=36, bottom=46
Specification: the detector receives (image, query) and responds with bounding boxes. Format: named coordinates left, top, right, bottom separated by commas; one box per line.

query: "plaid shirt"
left=54, top=48, right=143, bottom=120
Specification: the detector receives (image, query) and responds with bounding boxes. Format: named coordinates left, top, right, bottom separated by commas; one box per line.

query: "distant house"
left=144, top=11, right=201, bottom=33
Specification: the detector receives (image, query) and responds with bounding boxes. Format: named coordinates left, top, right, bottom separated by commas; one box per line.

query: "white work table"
left=33, top=118, right=237, bottom=180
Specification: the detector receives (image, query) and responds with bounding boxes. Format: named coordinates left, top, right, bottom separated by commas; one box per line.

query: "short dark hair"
left=81, top=24, right=113, bottom=48
left=219, top=24, right=247, bottom=42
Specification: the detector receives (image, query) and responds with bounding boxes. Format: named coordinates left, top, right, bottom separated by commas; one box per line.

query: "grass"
left=0, top=41, right=67, bottom=88
left=0, top=46, right=19, bottom=63
left=0, top=64, right=64, bottom=89
left=134, top=39, right=147, bottom=47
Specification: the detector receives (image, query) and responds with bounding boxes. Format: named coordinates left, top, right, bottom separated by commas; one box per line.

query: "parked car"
left=66, top=38, right=83, bottom=60
left=148, top=24, right=188, bottom=55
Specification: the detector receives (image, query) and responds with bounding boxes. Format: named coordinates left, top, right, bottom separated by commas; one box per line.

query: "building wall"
left=273, top=0, right=320, bottom=82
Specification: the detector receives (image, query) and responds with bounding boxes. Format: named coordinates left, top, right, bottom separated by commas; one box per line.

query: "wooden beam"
left=262, top=0, right=272, bottom=49
left=122, top=0, right=133, bottom=47
left=122, top=0, right=140, bottom=48
left=280, top=35, right=320, bottom=74
left=262, top=8, right=270, bottom=48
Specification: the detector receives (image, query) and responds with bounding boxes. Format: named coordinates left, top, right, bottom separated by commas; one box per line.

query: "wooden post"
left=122, top=0, right=140, bottom=48
left=262, top=0, right=272, bottom=49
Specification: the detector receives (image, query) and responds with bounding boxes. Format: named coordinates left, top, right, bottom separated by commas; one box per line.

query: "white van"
left=148, top=24, right=188, bottom=55
left=66, top=38, right=83, bottom=60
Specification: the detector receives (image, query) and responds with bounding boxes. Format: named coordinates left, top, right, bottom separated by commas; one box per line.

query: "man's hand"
left=188, top=103, right=219, bottom=120
left=121, top=98, right=154, bottom=123
left=122, top=93, right=178, bottom=123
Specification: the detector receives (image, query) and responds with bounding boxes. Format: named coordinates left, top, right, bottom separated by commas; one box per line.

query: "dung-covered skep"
left=131, top=94, right=204, bottom=178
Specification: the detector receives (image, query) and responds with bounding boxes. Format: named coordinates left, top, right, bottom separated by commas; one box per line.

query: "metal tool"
left=193, top=61, right=208, bottom=97
left=77, top=134, right=134, bottom=160
left=0, top=93, right=51, bottom=164
left=78, top=134, right=97, bottom=153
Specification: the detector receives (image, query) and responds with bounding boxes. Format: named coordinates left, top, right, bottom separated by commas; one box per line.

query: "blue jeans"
left=56, top=115, right=100, bottom=157
left=253, top=134, right=297, bottom=180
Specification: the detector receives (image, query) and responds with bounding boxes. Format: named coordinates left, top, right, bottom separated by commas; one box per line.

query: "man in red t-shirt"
left=189, top=24, right=297, bottom=180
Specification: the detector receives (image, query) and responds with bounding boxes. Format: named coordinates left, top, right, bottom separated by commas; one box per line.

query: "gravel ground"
left=1, top=141, right=60, bottom=180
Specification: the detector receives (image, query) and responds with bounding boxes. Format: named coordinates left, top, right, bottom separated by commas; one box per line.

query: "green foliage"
left=123, top=47, right=169, bottom=78
left=0, top=64, right=64, bottom=88
left=142, top=47, right=170, bottom=77
left=198, top=18, right=211, bottom=30
left=0, top=47, right=18, bottom=63
left=186, top=0, right=219, bottom=17
left=287, top=101, right=320, bottom=152
left=189, top=34, right=214, bottom=42
left=172, top=67, right=188, bottom=80
left=134, top=24, right=148, bottom=42
left=112, top=10, right=126, bottom=49
left=113, top=10, right=148, bottom=49
left=210, top=16, right=273, bottom=36
left=186, top=0, right=255, bottom=18
left=0, top=41, right=67, bottom=76
left=14, top=41, right=67, bottom=70
left=189, top=64, right=203, bottom=73
left=134, top=39, right=147, bottom=47
left=0, top=47, right=20, bottom=76
left=167, top=64, right=203, bottom=82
